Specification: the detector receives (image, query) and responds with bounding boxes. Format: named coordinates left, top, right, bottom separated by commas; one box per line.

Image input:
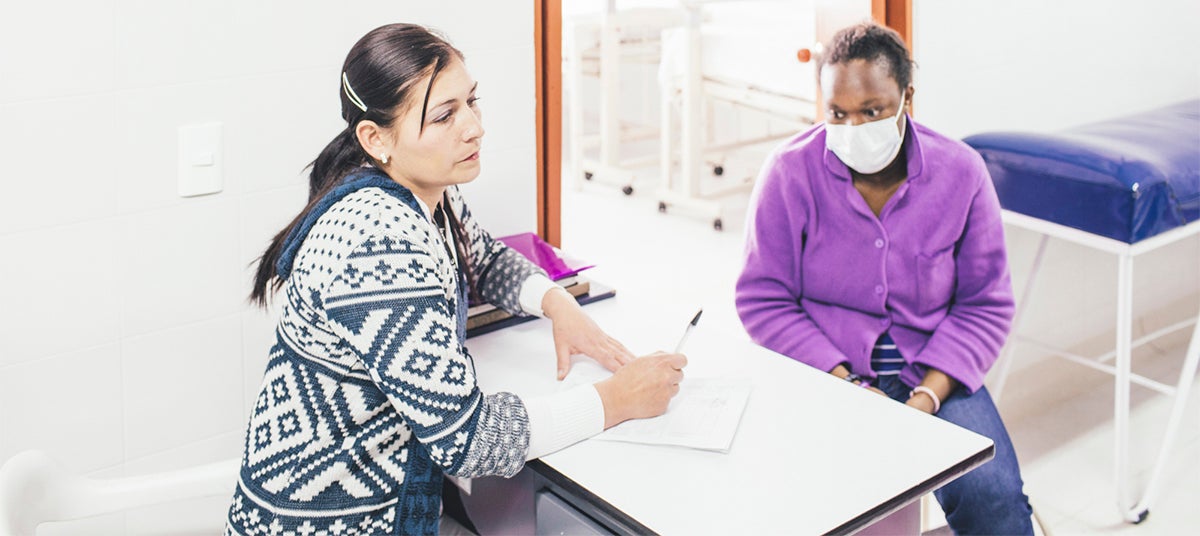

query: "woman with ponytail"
left=229, top=23, right=686, bottom=535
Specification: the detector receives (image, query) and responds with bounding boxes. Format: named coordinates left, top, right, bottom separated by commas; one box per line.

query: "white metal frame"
left=655, top=2, right=815, bottom=230
left=564, top=5, right=684, bottom=196
left=991, top=210, right=1200, bottom=523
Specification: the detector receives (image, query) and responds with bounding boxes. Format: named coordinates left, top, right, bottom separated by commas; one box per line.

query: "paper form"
left=597, top=378, right=751, bottom=453
left=563, top=361, right=752, bottom=453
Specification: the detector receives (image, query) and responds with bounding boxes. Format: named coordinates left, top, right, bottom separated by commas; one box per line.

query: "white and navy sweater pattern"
left=227, top=170, right=543, bottom=535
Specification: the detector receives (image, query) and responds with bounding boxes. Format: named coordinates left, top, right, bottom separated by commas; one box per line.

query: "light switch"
left=178, top=122, right=223, bottom=197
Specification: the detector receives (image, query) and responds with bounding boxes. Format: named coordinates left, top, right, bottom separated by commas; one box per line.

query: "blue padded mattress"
left=963, top=100, right=1200, bottom=243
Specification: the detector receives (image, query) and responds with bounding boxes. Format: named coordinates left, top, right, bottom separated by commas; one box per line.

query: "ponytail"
left=250, top=23, right=465, bottom=307
left=308, top=127, right=367, bottom=199
left=442, top=191, right=479, bottom=304
left=249, top=128, right=366, bottom=306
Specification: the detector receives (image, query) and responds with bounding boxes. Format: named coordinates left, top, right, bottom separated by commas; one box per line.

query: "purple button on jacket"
left=735, top=118, right=1014, bottom=393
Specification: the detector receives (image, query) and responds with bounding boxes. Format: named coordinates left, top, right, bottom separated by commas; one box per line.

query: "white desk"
left=462, top=295, right=993, bottom=534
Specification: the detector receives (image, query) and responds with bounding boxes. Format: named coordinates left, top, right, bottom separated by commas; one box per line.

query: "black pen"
left=674, top=308, right=704, bottom=353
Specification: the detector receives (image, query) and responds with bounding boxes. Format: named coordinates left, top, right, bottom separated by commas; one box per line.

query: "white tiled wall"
left=0, top=96, right=122, bottom=234
left=0, top=0, right=538, bottom=531
left=0, top=345, right=125, bottom=474
left=121, top=316, right=245, bottom=460
left=0, top=222, right=122, bottom=365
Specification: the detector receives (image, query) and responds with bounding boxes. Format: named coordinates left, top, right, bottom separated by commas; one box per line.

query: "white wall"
left=913, top=0, right=1200, bottom=138
left=912, top=0, right=1200, bottom=372
left=0, top=1, right=537, bottom=532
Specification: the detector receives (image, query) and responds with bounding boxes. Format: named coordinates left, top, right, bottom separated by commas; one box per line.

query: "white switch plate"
left=178, top=122, right=223, bottom=197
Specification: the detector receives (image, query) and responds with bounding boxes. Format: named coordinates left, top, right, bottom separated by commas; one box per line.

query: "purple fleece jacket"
left=736, top=118, right=1014, bottom=393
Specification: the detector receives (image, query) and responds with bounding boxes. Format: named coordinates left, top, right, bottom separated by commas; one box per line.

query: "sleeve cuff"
left=911, top=357, right=982, bottom=394
left=518, top=273, right=560, bottom=317
left=524, top=384, right=605, bottom=460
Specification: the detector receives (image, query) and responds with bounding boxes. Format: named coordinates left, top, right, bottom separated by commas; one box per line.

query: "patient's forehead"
left=822, top=58, right=901, bottom=102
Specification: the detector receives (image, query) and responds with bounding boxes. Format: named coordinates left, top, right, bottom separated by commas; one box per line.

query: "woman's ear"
left=904, top=85, right=915, bottom=112
left=355, top=120, right=388, bottom=162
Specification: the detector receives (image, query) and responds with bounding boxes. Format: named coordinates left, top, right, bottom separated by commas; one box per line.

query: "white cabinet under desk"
left=461, top=294, right=993, bottom=534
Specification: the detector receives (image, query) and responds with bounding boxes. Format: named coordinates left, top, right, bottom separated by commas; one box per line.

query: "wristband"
left=843, top=373, right=871, bottom=388
left=909, top=385, right=941, bottom=413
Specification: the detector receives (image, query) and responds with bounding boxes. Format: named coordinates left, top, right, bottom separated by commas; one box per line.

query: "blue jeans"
left=875, top=375, right=1033, bottom=535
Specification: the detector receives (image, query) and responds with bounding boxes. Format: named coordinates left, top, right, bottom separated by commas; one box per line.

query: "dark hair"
left=250, top=23, right=476, bottom=306
left=819, top=22, right=914, bottom=90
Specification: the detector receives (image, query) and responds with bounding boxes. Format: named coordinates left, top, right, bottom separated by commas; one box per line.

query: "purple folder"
left=498, top=232, right=594, bottom=280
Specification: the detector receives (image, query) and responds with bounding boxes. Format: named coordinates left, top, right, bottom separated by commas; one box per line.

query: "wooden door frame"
left=534, top=1, right=911, bottom=246
left=873, top=0, right=912, bottom=50
left=535, top=0, right=562, bottom=246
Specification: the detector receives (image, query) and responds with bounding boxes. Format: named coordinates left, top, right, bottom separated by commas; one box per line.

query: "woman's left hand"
left=543, top=288, right=635, bottom=380
left=905, top=394, right=937, bottom=414
left=907, top=370, right=955, bottom=415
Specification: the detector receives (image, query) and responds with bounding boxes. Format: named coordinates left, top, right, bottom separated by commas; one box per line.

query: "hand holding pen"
left=592, top=308, right=697, bottom=428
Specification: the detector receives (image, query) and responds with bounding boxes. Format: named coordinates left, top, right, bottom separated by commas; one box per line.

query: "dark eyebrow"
left=431, top=82, right=479, bottom=112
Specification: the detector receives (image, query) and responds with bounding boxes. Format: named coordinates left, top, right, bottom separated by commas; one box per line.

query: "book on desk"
left=466, top=233, right=615, bottom=338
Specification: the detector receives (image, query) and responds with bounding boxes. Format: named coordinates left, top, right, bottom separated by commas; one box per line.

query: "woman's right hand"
left=831, top=365, right=888, bottom=397
left=594, top=352, right=687, bottom=429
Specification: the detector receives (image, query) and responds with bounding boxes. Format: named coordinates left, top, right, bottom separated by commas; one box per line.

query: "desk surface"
left=468, top=296, right=993, bottom=534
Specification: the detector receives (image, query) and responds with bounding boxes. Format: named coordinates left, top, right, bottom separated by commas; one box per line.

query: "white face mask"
left=825, top=94, right=907, bottom=174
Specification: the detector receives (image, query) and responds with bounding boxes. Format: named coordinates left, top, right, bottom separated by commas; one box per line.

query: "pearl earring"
left=380, top=154, right=389, bottom=165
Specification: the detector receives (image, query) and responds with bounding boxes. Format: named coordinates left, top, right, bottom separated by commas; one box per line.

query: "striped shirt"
left=870, top=332, right=904, bottom=377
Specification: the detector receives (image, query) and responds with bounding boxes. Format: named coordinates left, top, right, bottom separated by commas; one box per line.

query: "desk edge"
left=526, top=459, right=657, bottom=535
left=827, top=441, right=996, bottom=535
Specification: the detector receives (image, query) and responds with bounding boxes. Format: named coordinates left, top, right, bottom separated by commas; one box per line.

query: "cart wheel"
left=1133, top=509, right=1149, bottom=524
left=658, top=202, right=668, bottom=213
left=584, top=172, right=593, bottom=181
left=713, top=165, right=724, bottom=176
left=713, top=219, right=723, bottom=231
left=621, top=185, right=634, bottom=196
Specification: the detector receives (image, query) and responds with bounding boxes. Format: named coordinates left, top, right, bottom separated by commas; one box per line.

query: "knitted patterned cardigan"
left=226, top=169, right=543, bottom=535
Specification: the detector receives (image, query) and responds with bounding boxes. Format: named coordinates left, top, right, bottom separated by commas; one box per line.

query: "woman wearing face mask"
left=226, top=23, right=686, bottom=535
left=736, top=22, right=1033, bottom=534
